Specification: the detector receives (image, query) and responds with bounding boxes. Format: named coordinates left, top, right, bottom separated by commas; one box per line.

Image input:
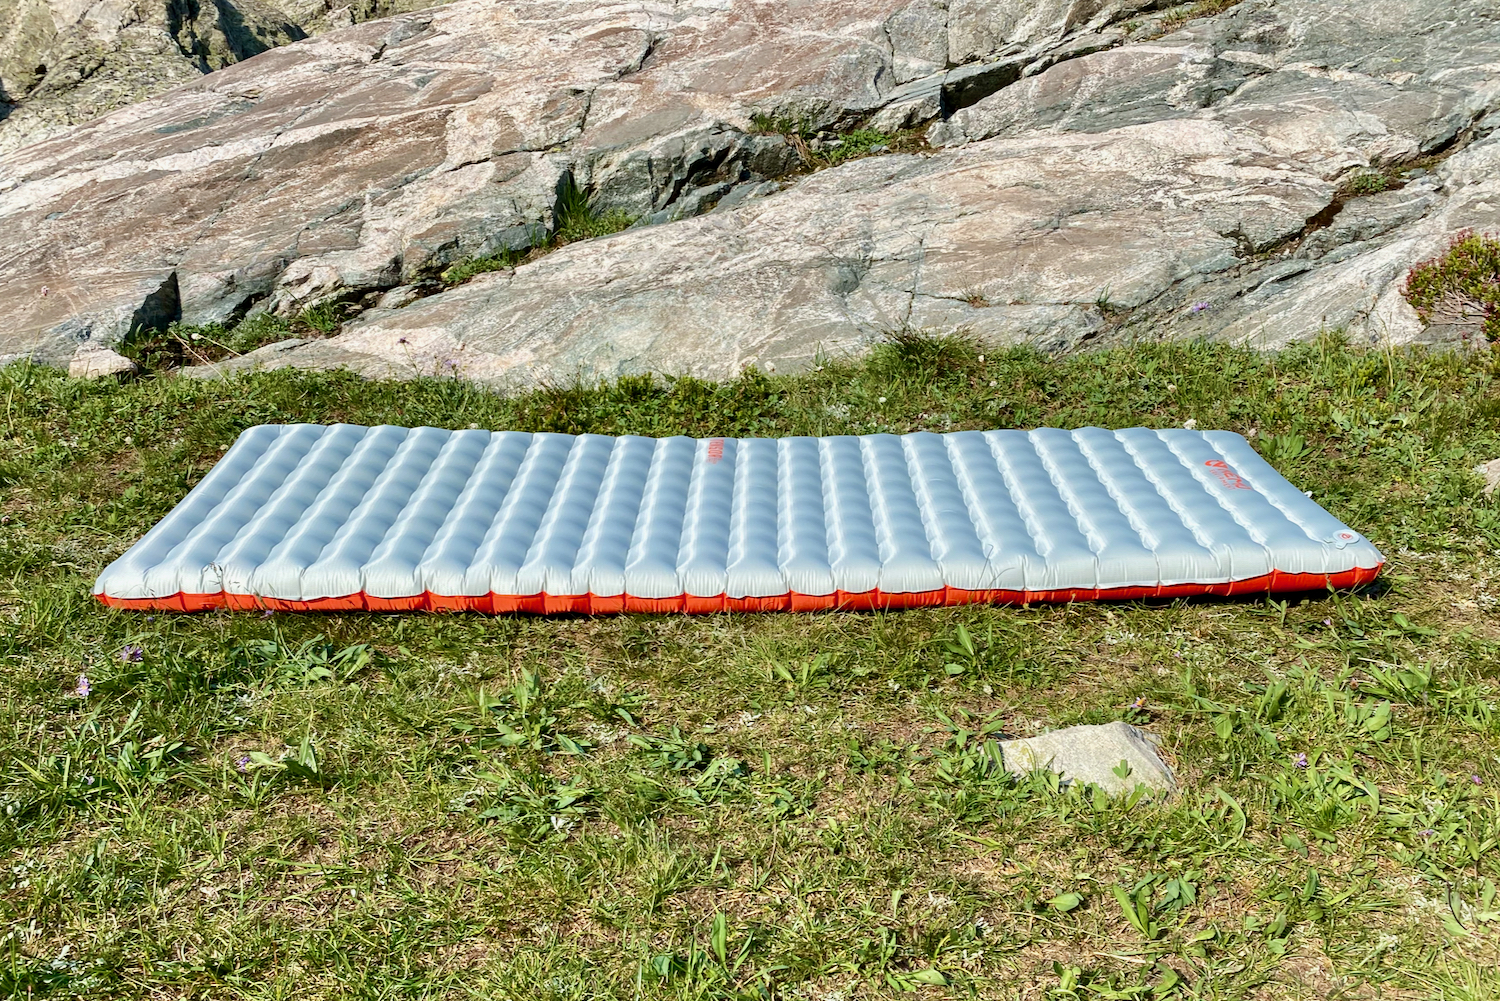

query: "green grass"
left=553, top=181, right=636, bottom=244
left=120, top=313, right=300, bottom=372
left=121, top=302, right=368, bottom=373
left=808, top=129, right=905, bottom=170
left=749, top=112, right=809, bottom=137
left=439, top=244, right=534, bottom=286
left=1159, top=0, right=1243, bottom=29
left=4, top=333, right=1500, bottom=997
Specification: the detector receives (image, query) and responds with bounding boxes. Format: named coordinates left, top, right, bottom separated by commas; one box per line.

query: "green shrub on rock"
left=1403, top=230, right=1500, bottom=341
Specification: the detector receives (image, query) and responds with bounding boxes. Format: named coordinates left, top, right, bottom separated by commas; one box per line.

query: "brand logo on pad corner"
left=706, top=438, right=726, bottom=464
left=1204, top=459, right=1251, bottom=490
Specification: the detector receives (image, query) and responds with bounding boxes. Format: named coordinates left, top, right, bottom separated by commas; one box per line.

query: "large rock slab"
left=0, top=0, right=447, bottom=155
left=235, top=117, right=1299, bottom=383
left=4, top=0, right=1500, bottom=380
left=201, top=0, right=1500, bottom=384
left=7, top=0, right=1073, bottom=362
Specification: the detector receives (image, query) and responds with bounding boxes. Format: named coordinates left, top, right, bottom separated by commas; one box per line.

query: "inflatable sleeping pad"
left=94, top=424, right=1383, bottom=613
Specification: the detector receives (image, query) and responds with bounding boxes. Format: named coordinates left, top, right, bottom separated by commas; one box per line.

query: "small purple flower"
left=1419, top=828, right=1435, bottom=838
left=236, top=755, right=251, bottom=773
left=397, top=337, right=409, bottom=345
left=120, top=644, right=144, bottom=663
left=1292, top=752, right=1308, bottom=769
left=75, top=674, right=91, bottom=698
left=83, top=774, right=95, bottom=786
left=1472, top=774, right=1483, bottom=785
left=260, top=609, right=275, bottom=619
left=1322, top=618, right=1333, bottom=627
left=1189, top=302, right=1211, bottom=314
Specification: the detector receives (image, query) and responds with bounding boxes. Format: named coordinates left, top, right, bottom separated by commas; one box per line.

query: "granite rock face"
left=0, top=0, right=446, bottom=155
left=2, top=0, right=1498, bottom=382
left=2, top=0, right=951, bottom=361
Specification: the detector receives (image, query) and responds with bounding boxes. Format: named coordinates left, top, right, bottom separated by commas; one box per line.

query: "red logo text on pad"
left=706, top=439, right=726, bottom=464
left=1204, top=459, right=1250, bottom=490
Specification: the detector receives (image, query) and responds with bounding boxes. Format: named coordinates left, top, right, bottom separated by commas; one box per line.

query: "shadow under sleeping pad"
left=93, top=424, right=1383, bottom=612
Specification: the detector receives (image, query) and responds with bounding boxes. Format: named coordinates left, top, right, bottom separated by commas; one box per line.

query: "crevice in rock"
left=904, top=235, right=928, bottom=326
left=1121, top=0, right=1248, bottom=42
left=166, top=0, right=307, bottom=74
left=941, top=59, right=1025, bottom=114
left=573, top=88, right=596, bottom=140
left=1300, top=199, right=1344, bottom=238
left=1236, top=114, right=1490, bottom=266
left=227, top=291, right=268, bottom=327
left=1407, top=119, right=1485, bottom=167
left=662, top=144, right=737, bottom=210
left=618, top=31, right=659, bottom=79
left=127, top=272, right=182, bottom=339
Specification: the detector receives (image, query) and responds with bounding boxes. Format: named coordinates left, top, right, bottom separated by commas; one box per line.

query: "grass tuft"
left=1341, top=171, right=1393, bottom=196
left=868, top=327, right=980, bottom=381
left=439, top=243, right=533, bottom=285
left=554, top=179, right=636, bottom=244
left=748, top=115, right=925, bottom=172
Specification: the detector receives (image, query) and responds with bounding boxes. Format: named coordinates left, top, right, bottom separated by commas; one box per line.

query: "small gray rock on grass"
left=1473, top=458, right=1500, bottom=496
left=68, top=344, right=138, bottom=379
left=999, top=721, right=1176, bottom=796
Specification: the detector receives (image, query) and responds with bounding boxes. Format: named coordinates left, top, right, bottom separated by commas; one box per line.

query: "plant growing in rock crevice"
left=1340, top=170, right=1397, bottom=197
left=1155, top=0, right=1244, bottom=33
left=439, top=179, right=635, bottom=287
left=748, top=112, right=810, bottom=137
left=749, top=115, right=926, bottom=173
left=119, top=312, right=303, bottom=372
left=439, top=241, right=535, bottom=286
left=553, top=178, right=635, bottom=243
left=1402, top=230, right=1500, bottom=341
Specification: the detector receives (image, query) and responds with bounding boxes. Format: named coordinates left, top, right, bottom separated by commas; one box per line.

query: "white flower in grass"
left=1183, top=418, right=1198, bottom=430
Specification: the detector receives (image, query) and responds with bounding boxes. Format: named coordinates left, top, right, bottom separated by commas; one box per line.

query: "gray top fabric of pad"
left=93, top=424, right=1383, bottom=601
